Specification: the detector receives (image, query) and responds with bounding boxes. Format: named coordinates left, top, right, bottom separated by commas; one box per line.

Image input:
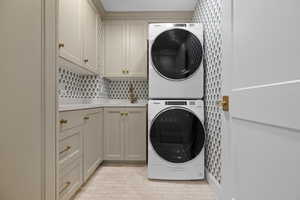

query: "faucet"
left=129, top=83, right=137, bottom=104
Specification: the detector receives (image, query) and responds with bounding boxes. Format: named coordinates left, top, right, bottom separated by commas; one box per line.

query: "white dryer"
left=148, top=23, right=204, bottom=99
left=148, top=100, right=205, bottom=180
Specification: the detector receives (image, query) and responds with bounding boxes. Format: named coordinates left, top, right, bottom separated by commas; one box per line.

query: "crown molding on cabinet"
left=93, top=0, right=193, bottom=21
left=92, top=0, right=106, bottom=16
left=103, top=11, right=193, bottom=21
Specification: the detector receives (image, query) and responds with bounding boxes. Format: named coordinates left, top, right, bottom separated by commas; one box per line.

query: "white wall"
left=0, top=0, right=44, bottom=199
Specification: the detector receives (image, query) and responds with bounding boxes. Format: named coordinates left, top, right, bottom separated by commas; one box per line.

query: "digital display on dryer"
left=165, top=101, right=187, bottom=105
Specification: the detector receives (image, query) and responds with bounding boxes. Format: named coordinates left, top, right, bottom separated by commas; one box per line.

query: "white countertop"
left=59, top=99, right=148, bottom=112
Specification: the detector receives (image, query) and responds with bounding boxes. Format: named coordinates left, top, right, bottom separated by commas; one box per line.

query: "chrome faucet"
left=129, top=83, right=137, bottom=104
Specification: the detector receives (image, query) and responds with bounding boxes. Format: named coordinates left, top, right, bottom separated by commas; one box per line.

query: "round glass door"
left=150, top=108, right=205, bottom=163
left=151, top=29, right=203, bottom=80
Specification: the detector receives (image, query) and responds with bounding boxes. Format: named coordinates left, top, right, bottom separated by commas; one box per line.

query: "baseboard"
left=205, top=169, right=222, bottom=199
left=103, top=160, right=147, bottom=165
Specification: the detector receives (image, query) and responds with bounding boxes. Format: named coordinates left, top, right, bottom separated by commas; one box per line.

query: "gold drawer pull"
left=59, top=146, right=71, bottom=154
left=58, top=43, right=64, bottom=48
left=84, top=116, right=90, bottom=120
left=60, top=119, right=68, bottom=124
left=59, top=181, right=71, bottom=194
left=120, top=112, right=128, bottom=116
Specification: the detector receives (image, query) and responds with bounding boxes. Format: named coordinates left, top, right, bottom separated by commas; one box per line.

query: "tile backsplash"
left=58, top=66, right=149, bottom=104
left=110, top=80, right=148, bottom=100
left=58, top=66, right=110, bottom=105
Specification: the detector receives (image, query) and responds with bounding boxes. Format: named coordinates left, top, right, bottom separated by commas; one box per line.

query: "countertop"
left=59, top=99, right=148, bottom=112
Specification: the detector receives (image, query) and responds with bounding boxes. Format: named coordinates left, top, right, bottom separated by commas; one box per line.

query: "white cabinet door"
left=104, top=21, right=126, bottom=77
left=59, top=0, right=83, bottom=66
left=127, top=21, right=148, bottom=78
left=83, top=110, right=103, bottom=181
left=104, top=108, right=124, bottom=160
left=98, top=110, right=104, bottom=164
left=104, top=20, right=148, bottom=78
left=124, top=108, right=146, bottom=161
left=82, top=0, right=98, bottom=72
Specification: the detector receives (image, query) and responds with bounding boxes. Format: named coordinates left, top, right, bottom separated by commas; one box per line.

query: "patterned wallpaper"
left=193, top=0, right=223, bottom=183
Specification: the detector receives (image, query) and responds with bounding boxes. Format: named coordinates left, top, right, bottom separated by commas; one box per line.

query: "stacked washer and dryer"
left=148, top=23, right=206, bottom=180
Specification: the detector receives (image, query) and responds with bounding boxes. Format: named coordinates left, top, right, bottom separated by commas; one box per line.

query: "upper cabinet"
left=59, top=0, right=100, bottom=74
left=82, top=0, right=98, bottom=72
left=104, top=21, right=127, bottom=77
left=127, top=21, right=148, bottom=78
left=58, top=0, right=83, bottom=67
left=104, top=20, right=148, bottom=79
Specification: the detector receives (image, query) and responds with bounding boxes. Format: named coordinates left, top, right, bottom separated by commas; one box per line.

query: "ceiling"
left=100, top=0, right=197, bottom=12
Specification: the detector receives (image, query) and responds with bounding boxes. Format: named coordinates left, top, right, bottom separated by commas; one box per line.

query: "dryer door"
left=151, top=29, right=203, bottom=80
left=150, top=108, right=205, bottom=163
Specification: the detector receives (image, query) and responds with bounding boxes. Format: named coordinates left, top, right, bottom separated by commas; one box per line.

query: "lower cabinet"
left=103, top=107, right=124, bottom=160
left=104, top=107, right=146, bottom=161
left=59, top=158, right=83, bottom=200
left=83, top=109, right=104, bottom=181
left=57, top=106, right=146, bottom=200
left=58, top=108, right=104, bottom=200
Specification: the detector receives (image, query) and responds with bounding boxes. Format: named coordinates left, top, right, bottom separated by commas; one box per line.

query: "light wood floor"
left=73, top=163, right=215, bottom=200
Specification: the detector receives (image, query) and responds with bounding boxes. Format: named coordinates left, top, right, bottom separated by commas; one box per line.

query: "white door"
left=83, top=0, right=98, bottom=71
left=58, top=0, right=83, bottom=66
left=221, top=0, right=300, bottom=200
left=127, top=20, right=147, bottom=78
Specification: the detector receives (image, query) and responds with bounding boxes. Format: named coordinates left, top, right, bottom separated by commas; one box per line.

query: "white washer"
left=149, top=23, right=204, bottom=99
left=148, top=100, right=205, bottom=180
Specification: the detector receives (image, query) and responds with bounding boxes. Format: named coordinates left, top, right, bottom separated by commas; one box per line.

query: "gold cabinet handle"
left=122, top=69, right=126, bottom=74
left=126, top=69, right=129, bottom=74
left=84, top=116, right=90, bottom=120
left=60, top=119, right=68, bottom=124
left=120, top=112, right=128, bottom=116
left=58, top=43, right=64, bottom=48
left=59, top=181, right=71, bottom=194
left=59, top=146, right=71, bottom=154
left=84, top=59, right=88, bottom=63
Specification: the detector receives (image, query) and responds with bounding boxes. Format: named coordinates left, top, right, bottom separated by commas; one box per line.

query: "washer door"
left=150, top=108, right=205, bottom=163
left=151, top=29, right=203, bottom=80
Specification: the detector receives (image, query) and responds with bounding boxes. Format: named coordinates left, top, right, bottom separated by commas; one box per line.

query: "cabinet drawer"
left=59, top=110, right=85, bottom=131
left=59, top=159, right=82, bottom=200
left=58, top=127, right=82, bottom=167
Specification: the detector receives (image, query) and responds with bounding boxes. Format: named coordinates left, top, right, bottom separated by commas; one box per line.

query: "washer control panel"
left=149, top=100, right=203, bottom=108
